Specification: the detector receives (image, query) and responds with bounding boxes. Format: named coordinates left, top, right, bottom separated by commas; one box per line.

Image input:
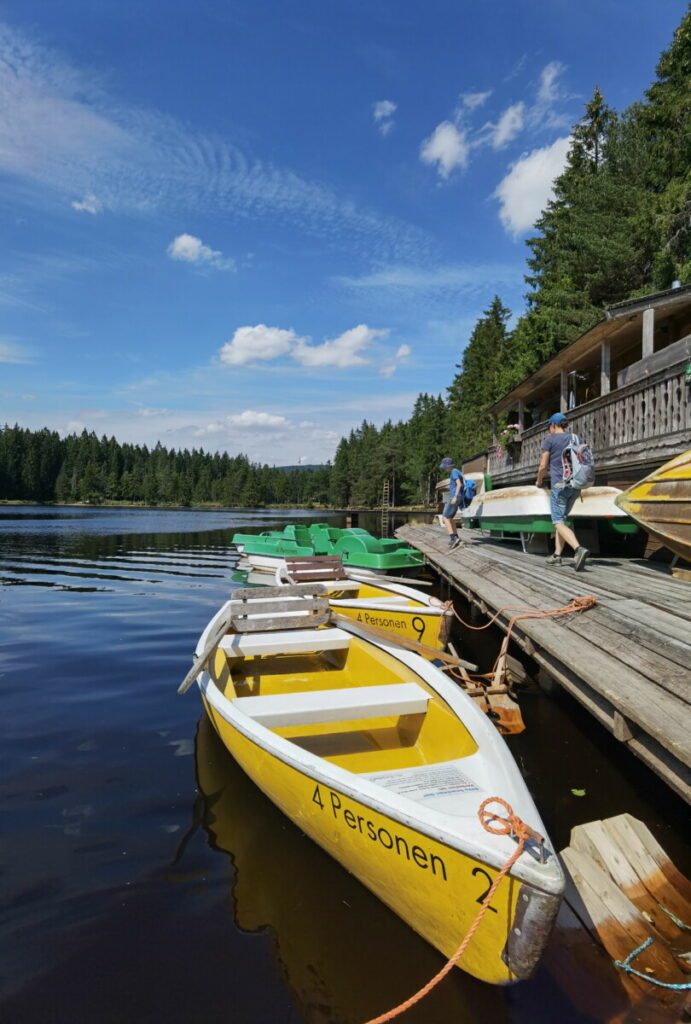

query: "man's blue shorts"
left=442, top=499, right=459, bottom=519
left=550, top=482, right=578, bottom=525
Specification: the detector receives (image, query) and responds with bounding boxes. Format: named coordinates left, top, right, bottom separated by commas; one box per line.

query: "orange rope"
left=364, top=798, right=537, bottom=1024
left=441, top=596, right=596, bottom=688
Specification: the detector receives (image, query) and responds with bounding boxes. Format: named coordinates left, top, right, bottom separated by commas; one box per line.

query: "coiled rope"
left=364, top=798, right=539, bottom=1023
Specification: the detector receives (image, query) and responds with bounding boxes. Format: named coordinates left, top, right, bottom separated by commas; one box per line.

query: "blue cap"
left=439, top=457, right=454, bottom=469
left=548, top=412, right=567, bottom=425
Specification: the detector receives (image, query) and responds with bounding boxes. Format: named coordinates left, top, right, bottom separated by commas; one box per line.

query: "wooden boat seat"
left=219, top=627, right=351, bottom=658
left=232, top=682, right=430, bottom=728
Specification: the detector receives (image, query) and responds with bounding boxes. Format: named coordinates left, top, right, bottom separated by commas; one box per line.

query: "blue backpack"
left=463, top=479, right=477, bottom=506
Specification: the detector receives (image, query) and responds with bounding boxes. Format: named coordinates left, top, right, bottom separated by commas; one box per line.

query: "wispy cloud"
left=336, top=263, right=518, bottom=294
left=0, top=338, right=33, bottom=363
left=461, top=90, right=492, bottom=110
left=379, top=342, right=411, bottom=378
left=167, top=233, right=234, bottom=271
left=71, top=193, right=102, bottom=214
left=373, top=99, right=397, bottom=136
left=0, top=22, right=428, bottom=262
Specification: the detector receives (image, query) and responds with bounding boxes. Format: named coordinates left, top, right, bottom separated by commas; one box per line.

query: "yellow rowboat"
left=194, top=712, right=507, bottom=1021
left=615, top=451, right=691, bottom=562
left=180, top=585, right=564, bottom=985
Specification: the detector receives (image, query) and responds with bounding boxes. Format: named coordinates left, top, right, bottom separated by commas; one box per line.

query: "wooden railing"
left=488, top=359, right=691, bottom=484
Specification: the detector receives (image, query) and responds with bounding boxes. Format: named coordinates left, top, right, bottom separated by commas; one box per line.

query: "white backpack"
left=561, top=434, right=595, bottom=489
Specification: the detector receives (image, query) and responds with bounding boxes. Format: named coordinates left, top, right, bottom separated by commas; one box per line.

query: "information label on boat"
left=366, top=765, right=480, bottom=801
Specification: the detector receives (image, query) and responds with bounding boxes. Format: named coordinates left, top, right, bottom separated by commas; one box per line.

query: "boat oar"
left=330, top=612, right=476, bottom=670
left=177, top=611, right=232, bottom=695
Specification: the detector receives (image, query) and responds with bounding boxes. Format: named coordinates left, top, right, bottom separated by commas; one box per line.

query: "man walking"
left=439, top=457, right=463, bottom=550
left=535, top=413, right=589, bottom=570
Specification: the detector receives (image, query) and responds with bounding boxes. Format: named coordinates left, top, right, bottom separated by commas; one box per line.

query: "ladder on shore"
left=381, top=479, right=391, bottom=537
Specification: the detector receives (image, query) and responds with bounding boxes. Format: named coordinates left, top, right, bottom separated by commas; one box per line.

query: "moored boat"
left=614, top=451, right=691, bottom=562
left=270, top=555, right=452, bottom=653
left=233, top=522, right=425, bottom=575
left=462, top=484, right=637, bottom=545
left=180, top=585, right=564, bottom=984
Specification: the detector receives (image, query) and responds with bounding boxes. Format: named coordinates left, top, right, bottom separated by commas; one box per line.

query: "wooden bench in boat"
left=229, top=584, right=330, bottom=631
left=220, top=627, right=351, bottom=658
left=231, top=682, right=430, bottom=728
left=282, top=555, right=349, bottom=583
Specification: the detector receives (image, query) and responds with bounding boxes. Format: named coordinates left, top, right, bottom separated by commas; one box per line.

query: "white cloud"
left=490, top=102, right=525, bottom=148
left=219, top=325, right=302, bottom=366
left=373, top=99, right=397, bottom=136
left=167, top=233, right=234, bottom=270
left=225, top=410, right=291, bottom=429
left=494, top=136, right=570, bottom=236
left=293, top=324, right=387, bottom=368
left=461, top=91, right=492, bottom=110
left=420, top=121, right=469, bottom=178
left=71, top=193, right=102, bottom=214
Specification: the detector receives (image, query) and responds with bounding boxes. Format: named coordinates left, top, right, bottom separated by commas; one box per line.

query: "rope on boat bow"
left=363, top=798, right=541, bottom=1024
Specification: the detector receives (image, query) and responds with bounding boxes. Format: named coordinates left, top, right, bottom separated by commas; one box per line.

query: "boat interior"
left=210, top=628, right=478, bottom=775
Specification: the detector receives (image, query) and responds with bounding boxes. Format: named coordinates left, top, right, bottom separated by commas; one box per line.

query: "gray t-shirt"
left=541, top=433, right=573, bottom=487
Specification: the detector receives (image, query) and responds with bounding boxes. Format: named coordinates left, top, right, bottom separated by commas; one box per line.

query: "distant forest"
left=2, top=11, right=690, bottom=509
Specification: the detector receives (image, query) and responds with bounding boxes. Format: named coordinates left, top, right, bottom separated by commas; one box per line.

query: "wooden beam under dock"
left=396, top=524, right=691, bottom=804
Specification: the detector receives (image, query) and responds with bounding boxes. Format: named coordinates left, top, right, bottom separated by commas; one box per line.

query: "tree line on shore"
left=2, top=11, right=689, bottom=509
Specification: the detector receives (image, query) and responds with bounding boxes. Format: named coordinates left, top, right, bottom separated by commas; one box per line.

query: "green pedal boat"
left=232, top=523, right=425, bottom=575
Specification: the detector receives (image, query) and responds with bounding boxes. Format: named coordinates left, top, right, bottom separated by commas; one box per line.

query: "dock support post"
left=560, top=370, right=568, bottom=414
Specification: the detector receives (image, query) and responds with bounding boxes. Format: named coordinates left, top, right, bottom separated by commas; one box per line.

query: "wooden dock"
left=396, top=524, right=691, bottom=804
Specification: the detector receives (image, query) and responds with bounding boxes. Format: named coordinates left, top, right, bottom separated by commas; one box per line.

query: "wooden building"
left=484, top=285, right=691, bottom=488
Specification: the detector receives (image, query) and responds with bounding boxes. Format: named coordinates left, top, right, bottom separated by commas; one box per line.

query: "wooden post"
left=491, top=414, right=498, bottom=443
left=642, top=307, right=655, bottom=357
left=560, top=370, right=568, bottom=413
left=517, top=399, right=525, bottom=429
left=600, top=340, right=611, bottom=396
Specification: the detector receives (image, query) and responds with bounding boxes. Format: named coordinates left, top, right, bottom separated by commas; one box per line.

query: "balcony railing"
left=488, top=359, right=690, bottom=484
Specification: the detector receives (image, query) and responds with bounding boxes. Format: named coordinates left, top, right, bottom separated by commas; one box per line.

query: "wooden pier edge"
left=396, top=525, right=691, bottom=804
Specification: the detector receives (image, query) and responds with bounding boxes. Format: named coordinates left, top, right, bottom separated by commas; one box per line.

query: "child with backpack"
left=535, top=413, right=593, bottom=571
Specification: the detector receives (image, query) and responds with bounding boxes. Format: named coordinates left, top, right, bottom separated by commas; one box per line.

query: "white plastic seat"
left=232, top=682, right=430, bottom=728
left=219, top=626, right=351, bottom=658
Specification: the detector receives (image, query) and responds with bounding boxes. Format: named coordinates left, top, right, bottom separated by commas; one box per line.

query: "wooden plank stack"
left=561, top=814, right=691, bottom=1019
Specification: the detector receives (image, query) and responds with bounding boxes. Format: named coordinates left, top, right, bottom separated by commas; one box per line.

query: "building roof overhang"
left=487, top=284, right=691, bottom=415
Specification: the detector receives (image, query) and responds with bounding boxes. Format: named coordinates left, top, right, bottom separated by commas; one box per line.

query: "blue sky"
left=1, top=0, right=687, bottom=465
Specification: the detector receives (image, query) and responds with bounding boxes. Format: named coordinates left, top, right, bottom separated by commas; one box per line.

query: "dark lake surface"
left=1, top=505, right=688, bottom=1023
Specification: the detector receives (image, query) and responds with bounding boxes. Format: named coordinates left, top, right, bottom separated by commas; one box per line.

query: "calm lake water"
left=1, top=506, right=688, bottom=1023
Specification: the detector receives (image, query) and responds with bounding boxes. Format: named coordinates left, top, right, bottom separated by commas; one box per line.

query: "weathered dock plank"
left=397, top=524, right=691, bottom=803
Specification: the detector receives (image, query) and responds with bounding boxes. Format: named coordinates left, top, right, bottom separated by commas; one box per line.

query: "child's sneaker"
left=545, top=554, right=562, bottom=565
left=448, top=535, right=461, bottom=550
